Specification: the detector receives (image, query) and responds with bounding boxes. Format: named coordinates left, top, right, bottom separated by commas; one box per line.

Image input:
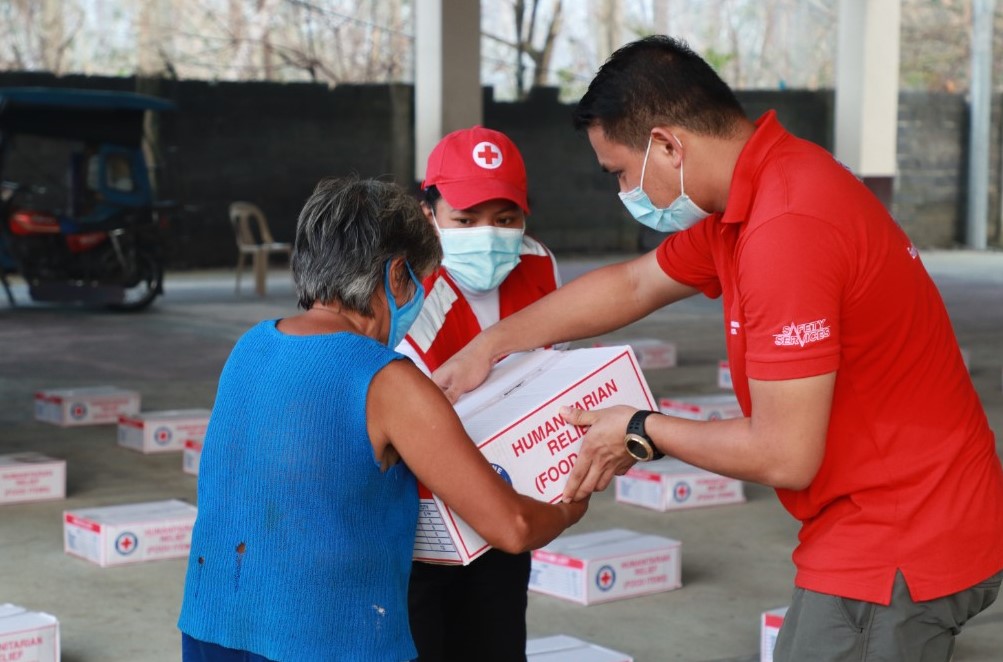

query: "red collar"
left=720, top=110, right=788, bottom=225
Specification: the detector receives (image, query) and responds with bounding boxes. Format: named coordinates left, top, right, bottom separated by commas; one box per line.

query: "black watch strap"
left=626, top=410, right=664, bottom=460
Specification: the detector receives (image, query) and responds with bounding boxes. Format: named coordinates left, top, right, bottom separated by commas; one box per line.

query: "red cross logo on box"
left=673, top=480, right=692, bottom=503
left=116, top=531, right=139, bottom=555
left=70, top=402, right=88, bottom=419
left=154, top=426, right=173, bottom=446
left=595, top=564, right=616, bottom=591
left=472, top=141, right=503, bottom=170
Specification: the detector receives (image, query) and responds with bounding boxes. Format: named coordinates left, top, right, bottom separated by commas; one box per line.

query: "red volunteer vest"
left=404, top=239, right=558, bottom=371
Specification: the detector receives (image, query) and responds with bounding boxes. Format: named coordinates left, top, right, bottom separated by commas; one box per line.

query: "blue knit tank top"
left=177, top=320, right=418, bottom=661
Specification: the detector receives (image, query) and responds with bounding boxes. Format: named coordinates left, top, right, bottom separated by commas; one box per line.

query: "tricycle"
left=0, top=87, right=177, bottom=311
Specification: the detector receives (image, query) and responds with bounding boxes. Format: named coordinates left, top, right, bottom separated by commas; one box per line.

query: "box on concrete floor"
left=34, top=386, right=140, bottom=427
left=718, top=360, right=733, bottom=390
left=0, top=604, right=60, bottom=662
left=182, top=439, right=202, bottom=476
left=117, top=409, right=211, bottom=454
left=529, top=528, right=681, bottom=605
left=413, top=347, right=656, bottom=566
left=63, top=499, right=196, bottom=567
left=658, top=393, right=743, bottom=421
left=594, top=338, right=676, bottom=369
left=526, top=635, right=633, bottom=662
left=0, top=453, right=66, bottom=505
left=615, top=458, right=745, bottom=512
left=760, top=606, right=788, bottom=662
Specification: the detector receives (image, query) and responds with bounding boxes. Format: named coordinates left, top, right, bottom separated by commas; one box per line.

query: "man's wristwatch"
left=624, top=410, right=664, bottom=462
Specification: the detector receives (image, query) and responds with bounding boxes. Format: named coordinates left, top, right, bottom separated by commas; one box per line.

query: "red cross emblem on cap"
left=472, top=141, right=503, bottom=170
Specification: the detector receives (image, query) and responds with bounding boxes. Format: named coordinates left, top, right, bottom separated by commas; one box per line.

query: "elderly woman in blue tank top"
left=177, top=176, right=588, bottom=662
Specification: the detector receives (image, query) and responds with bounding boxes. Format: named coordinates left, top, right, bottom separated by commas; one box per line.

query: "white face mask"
left=432, top=211, right=524, bottom=292
left=618, top=134, right=711, bottom=233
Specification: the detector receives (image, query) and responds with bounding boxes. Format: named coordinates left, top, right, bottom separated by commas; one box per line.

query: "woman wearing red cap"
left=397, top=126, right=563, bottom=661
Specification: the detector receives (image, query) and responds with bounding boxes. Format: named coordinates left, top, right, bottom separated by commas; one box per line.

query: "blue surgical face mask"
left=618, top=135, right=710, bottom=233
left=384, top=259, right=424, bottom=348
left=433, top=213, right=524, bottom=293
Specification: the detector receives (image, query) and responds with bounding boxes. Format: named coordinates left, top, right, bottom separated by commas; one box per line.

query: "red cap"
left=421, top=126, right=529, bottom=213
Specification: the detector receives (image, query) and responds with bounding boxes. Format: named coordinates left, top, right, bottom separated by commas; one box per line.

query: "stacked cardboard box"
left=615, top=458, right=745, bottom=512
left=34, top=386, right=139, bottom=426
left=182, top=439, right=203, bottom=476
left=413, top=347, right=656, bottom=565
left=0, top=453, right=66, bottom=505
left=658, top=393, right=743, bottom=421
left=63, top=499, right=197, bottom=567
left=718, top=360, right=733, bottom=390
left=529, top=528, right=681, bottom=605
left=526, top=635, right=633, bottom=662
left=760, top=606, right=788, bottom=662
left=594, top=338, right=676, bottom=370
left=0, top=604, right=60, bottom=662
left=117, top=409, right=210, bottom=454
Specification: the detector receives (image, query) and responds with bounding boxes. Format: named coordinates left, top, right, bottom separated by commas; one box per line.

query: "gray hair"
left=291, top=176, right=441, bottom=313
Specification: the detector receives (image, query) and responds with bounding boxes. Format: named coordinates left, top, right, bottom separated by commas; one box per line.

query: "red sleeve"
left=655, top=217, right=723, bottom=298
left=738, top=215, right=847, bottom=380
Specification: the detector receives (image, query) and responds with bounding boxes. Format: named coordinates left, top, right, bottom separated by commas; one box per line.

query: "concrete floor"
left=1, top=250, right=1001, bottom=662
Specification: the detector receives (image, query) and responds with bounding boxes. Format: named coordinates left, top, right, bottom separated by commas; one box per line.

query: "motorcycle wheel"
left=107, top=251, right=164, bottom=312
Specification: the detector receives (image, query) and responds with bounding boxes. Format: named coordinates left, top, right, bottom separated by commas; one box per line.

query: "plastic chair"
left=228, top=201, right=291, bottom=296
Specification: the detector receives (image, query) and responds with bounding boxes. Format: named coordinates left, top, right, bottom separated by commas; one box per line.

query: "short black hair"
left=573, top=35, right=747, bottom=149
left=421, top=184, right=442, bottom=210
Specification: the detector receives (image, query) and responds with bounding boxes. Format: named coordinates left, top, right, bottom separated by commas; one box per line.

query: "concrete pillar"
left=835, top=0, right=900, bottom=210
left=414, top=0, right=482, bottom=182
left=967, top=0, right=995, bottom=250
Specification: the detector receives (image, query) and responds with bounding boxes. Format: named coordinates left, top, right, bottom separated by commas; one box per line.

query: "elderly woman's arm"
left=368, top=360, right=587, bottom=554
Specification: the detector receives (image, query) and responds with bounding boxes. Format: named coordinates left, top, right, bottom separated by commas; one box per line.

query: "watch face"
left=625, top=433, right=653, bottom=462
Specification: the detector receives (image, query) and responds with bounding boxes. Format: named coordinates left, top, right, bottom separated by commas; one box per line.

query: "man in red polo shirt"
left=432, top=36, right=1003, bottom=661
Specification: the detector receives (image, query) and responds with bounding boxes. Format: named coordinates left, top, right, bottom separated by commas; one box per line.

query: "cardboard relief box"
left=760, top=606, right=788, bottom=662
left=526, top=635, right=633, bottom=662
left=34, top=386, right=140, bottom=427
left=659, top=393, right=743, bottom=421
left=0, top=453, right=66, bottom=505
left=593, top=338, right=677, bottom=370
left=63, top=499, right=197, bottom=567
left=718, top=360, right=733, bottom=390
left=0, top=603, right=60, bottom=662
left=615, top=458, right=745, bottom=512
left=528, top=528, right=682, bottom=605
left=117, top=409, right=211, bottom=454
left=413, top=347, right=657, bottom=566
left=182, top=439, right=203, bottom=476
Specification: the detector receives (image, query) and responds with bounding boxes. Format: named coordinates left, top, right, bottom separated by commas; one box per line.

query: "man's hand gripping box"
left=34, top=386, right=140, bottom=426
left=528, top=528, right=681, bottom=605
left=63, top=499, right=196, bottom=567
left=615, top=458, right=745, bottom=512
left=0, top=453, right=66, bottom=505
left=117, top=409, right=211, bottom=454
left=413, top=347, right=656, bottom=565
left=0, top=604, right=60, bottom=662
